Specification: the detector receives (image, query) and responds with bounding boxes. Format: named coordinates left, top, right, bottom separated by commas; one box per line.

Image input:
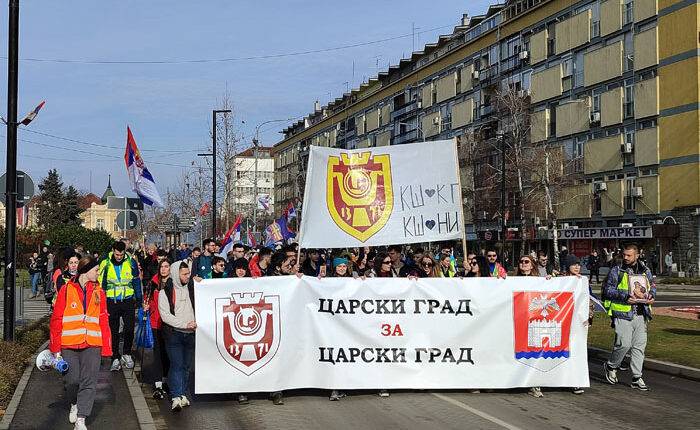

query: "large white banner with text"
left=299, top=140, right=463, bottom=248
left=194, top=276, right=591, bottom=393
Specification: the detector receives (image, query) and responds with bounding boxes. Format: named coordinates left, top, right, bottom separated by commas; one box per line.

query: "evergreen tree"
left=64, top=185, right=84, bottom=226
left=36, top=169, right=65, bottom=229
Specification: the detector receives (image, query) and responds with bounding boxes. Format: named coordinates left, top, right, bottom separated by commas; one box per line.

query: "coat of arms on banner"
left=326, top=151, right=393, bottom=242
left=215, top=292, right=280, bottom=376
left=512, top=291, right=574, bottom=372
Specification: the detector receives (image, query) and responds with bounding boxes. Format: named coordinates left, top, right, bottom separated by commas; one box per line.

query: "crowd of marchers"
left=40, top=237, right=655, bottom=430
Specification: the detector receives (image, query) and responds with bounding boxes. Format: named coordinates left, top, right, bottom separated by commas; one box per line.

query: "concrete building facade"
left=273, top=0, right=700, bottom=272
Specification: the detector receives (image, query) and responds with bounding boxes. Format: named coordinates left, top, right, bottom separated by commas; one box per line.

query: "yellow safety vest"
left=604, top=271, right=652, bottom=316
left=99, top=254, right=135, bottom=300
left=61, top=281, right=103, bottom=347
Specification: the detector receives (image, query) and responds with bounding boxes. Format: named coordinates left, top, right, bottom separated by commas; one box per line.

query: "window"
left=593, top=191, right=602, bottom=213
left=624, top=177, right=636, bottom=211
left=623, top=0, right=634, bottom=25
left=624, top=32, right=634, bottom=72
left=592, top=93, right=601, bottom=114
left=624, top=79, right=634, bottom=118
left=574, top=51, right=584, bottom=87
left=562, top=57, right=573, bottom=91
left=96, top=218, right=105, bottom=230
left=522, top=70, right=532, bottom=90
left=548, top=102, right=557, bottom=137
left=624, top=125, right=635, bottom=165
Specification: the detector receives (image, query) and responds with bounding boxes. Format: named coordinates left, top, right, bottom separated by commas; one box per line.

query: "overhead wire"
left=20, top=127, right=201, bottom=153
left=2, top=133, right=198, bottom=169
left=0, top=23, right=456, bottom=65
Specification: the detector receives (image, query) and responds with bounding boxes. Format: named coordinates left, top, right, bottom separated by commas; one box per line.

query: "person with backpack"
left=158, top=261, right=196, bottom=412
left=98, top=241, right=143, bottom=372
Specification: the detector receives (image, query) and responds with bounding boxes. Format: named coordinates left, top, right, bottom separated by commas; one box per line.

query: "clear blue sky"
left=1, top=0, right=493, bottom=198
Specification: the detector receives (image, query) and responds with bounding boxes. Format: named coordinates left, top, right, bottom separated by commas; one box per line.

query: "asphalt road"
left=144, top=355, right=700, bottom=430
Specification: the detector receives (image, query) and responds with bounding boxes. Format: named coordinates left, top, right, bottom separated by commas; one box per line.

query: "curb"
left=588, top=347, right=700, bottom=382
left=124, top=366, right=157, bottom=430
left=0, top=340, right=49, bottom=430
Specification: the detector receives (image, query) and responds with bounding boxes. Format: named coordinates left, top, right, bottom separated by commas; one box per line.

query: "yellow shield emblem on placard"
left=326, top=151, right=393, bottom=242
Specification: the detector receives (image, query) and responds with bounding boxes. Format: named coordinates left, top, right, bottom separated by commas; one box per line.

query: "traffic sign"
left=0, top=170, right=35, bottom=208
left=116, top=210, right=139, bottom=230
left=107, top=196, right=144, bottom=211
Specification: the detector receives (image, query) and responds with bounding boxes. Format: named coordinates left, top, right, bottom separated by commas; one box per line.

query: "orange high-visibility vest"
left=60, top=281, right=103, bottom=347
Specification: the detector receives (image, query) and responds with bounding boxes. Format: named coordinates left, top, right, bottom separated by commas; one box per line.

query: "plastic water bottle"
left=52, top=357, right=69, bottom=373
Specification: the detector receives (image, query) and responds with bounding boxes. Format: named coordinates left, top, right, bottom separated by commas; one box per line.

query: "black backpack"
left=43, top=272, right=55, bottom=304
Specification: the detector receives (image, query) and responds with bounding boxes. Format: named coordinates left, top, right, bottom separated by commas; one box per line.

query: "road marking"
left=431, top=392, right=523, bottom=430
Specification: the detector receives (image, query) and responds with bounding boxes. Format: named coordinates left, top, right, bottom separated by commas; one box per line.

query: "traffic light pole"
left=3, top=0, right=20, bottom=341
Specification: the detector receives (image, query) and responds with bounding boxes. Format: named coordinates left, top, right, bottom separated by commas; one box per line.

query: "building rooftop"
left=278, top=2, right=508, bottom=141
left=237, top=146, right=272, bottom=157
left=101, top=175, right=115, bottom=204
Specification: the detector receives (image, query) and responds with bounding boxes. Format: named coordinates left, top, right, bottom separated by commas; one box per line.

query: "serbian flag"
left=285, top=201, right=297, bottom=219
left=220, top=215, right=242, bottom=256
left=20, top=101, right=45, bottom=126
left=125, top=127, right=164, bottom=207
left=247, top=229, right=257, bottom=247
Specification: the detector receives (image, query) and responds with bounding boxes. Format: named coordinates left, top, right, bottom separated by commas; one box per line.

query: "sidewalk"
left=6, top=360, right=139, bottom=429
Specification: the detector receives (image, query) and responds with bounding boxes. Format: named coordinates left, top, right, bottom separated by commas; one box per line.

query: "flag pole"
left=451, top=137, right=468, bottom=265
left=295, top=149, right=313, bottom=269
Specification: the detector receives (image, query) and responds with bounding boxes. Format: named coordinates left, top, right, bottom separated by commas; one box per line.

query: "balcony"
left=391, top=100, right=418, bottom=121
left=392, top=129, right=420, bottom=145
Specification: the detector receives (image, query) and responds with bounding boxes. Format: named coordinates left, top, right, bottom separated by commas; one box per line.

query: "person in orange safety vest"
left=49, top=256, right=111, bottom=430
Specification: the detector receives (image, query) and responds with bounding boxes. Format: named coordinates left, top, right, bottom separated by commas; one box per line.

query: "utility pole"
left=199, top=109, right=230, bottom=239
left=3, top=0, right=19, bottom=341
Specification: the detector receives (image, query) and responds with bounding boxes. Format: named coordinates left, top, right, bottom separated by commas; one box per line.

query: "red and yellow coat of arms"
left=326, top=151, right=393, bottom=242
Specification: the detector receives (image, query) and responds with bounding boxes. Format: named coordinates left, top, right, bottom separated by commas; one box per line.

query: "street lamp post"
left=199, top=109, right=230, bottom=239
left=3, top=0, right=20, bottom=341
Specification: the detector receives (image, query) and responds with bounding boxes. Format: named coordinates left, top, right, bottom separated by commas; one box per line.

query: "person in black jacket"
left=587, top=250, right=601, bottom=284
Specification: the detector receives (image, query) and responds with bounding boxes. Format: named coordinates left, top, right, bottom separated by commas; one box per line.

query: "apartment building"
left=273, top=0, right=700, bottom=269
left=224, top=146, right=275, bottom=220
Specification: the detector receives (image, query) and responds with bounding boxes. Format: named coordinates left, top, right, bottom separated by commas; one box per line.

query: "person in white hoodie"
left=158, top=261, right=197, bottom=413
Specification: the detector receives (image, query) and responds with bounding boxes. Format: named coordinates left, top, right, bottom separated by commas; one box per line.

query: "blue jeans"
left=165, top=329, right=195, bottom=398
left=30, top=272, right=41, bottom=295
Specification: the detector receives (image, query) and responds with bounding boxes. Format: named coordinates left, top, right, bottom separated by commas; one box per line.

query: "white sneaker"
left=69, top=404, right=78, bottom=424
left=74, top=417, right=87, bottom=430
left=110, top=359, right=121, bottom=372
left=120, top=354, right=135, bottom=369
left=180, top=395, right=191, bottom=407
left=171, top=397, right=182, bottom=412
left=528, top=387, right=544, bottom=398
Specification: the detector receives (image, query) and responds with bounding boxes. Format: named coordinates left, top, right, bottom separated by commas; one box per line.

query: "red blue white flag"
left=124, top=126, right=164, bottom=208
left=20, top=101, right=45, bottom=126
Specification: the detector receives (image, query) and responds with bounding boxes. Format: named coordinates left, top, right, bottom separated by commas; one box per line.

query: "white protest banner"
left=298, top=140, right=463, bottom=248
left=195, top=276, right=590, bottom=393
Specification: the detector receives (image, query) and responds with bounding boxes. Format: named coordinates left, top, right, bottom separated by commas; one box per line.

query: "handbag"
left=135, top=308, right=154, bottom=349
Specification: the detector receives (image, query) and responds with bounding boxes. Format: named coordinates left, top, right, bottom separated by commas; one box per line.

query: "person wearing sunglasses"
left=515, top=255, right=538, bottom=277
left=370, top=253, right=393, bottom=278
left=515, top=254, right=545, bottom=398
left=466, top=255, right=490, bottom=278
left=485, top=248, right=507, bottom=279
left=417, top=255, right=439, bottom=278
